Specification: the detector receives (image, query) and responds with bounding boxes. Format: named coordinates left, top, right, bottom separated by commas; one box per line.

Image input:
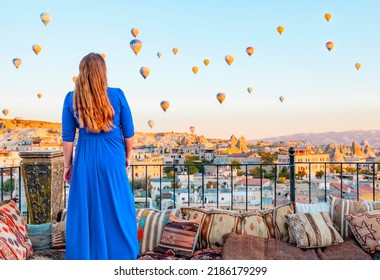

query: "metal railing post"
left=289, top=147, right=296, bottom=203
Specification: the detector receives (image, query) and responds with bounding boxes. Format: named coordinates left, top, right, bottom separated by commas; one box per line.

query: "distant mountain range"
left=256, top=130, right=380, bottom=148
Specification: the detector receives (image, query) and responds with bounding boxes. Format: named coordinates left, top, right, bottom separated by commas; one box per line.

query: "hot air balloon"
left=246, top=46, right=254, bottom=56
left=72, top=76, right=78, bottom=83
left=279, top=96, right=285, bottom=102
left=324, top=13, right=332, bottom=22
left=203, top=59, right=210, bottom=66
left=148, top=120, right=155, bottom=129
left=12, top=58, right=22, bottom=68
left=247, top=87, right=253, bottom=94
left=130, top=39, right=143, bottom=55
left=355, top=63, right=361, bottom=70
left=225, top=55, right=234, bottom=65
left=140, top=67, right=150, bottom=79
left=216, top=92, right=226, bottom=104
left=100, top=53, right=106, bottom=59
left=131, top=28, right=139, bottom=38
left=157, top=52, right=162, bottom=59
left=40, top=12, right=51, bottom=26
left=160, top=101, right=170, bottom=112
left=2, top=109, right=9, bottom=116
left=325, top=41, right=334, bottom=51
left=192, top=66, right=199, bottom=75
left=172, top=48, right=178, bottom=55
left=189, top=126, right=196, bottom=134
left=277, top=26, right=284, bottom=35
left=32, top=44, right=42, bottom=55
left=37, top=93, right=42, bottom=99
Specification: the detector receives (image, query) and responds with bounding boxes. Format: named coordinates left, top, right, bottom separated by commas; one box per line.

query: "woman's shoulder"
left=63, top=91, right=74, bottom=105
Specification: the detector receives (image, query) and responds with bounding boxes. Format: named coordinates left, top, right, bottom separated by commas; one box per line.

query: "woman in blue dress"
left=62, top=53, right=139, bottom=260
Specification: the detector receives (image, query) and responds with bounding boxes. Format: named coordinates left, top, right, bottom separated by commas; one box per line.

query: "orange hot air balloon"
left=192, top=66, right=199, bottom=75
left=37, top=93, right=42, bottom=99
left=72, top=76, right=78, bottom=83
left=100, top=53, right=106, bottom=59
left=324, top=13, right=332, bottom=22
left=189, top=126, right=196, bottom=134
left=355, top=63, right=361, bottom=70
left=172, top=48, right=178, bottom=55
left=277, top=26, right=284, bottom=35
left=203, top=59, right=210, bottom=66
left=247, top=87, right=253, bottom=94
left=279, top=96, right=285, bottom=103
left=325, top=41, right=334, bottom=51
left=140, top=67, right=150, bottom=79
left=160, top=101, right=170, bottom=112
left=246, top=46, right=254, bottom=56
left=2, top=109, right=9, bottom=116
left=216, top=92, right=226, bottom=104
left=40, top=12, right=51, bottom=26
left=157, top=52, right=162, bottom=59
left=131, top=28, right=139, bottom=38
left=225, top=55, right=234, bottom=65
left=32, top=44, right=42, bottom=55
left=148, top=120, right=155, bottom=129
left=12, top=58, right=22, bottom=68
left=130, top=39, right=143, bottom=55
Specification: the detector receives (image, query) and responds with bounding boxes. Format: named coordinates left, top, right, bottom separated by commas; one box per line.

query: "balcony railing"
left=1, top=148, right=379, bottom=221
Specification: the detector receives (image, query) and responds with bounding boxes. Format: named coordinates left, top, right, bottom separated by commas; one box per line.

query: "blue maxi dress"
left=62, top=87, right=139, bottom=260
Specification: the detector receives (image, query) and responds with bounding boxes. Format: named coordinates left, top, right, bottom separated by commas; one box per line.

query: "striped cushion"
left=180, top=207, right=240, bottom=250
left=260, top=202, right=295, bottom=241
left=27, top=223, right=52, bottom=251
left=329, top=195, right=380, bottom=238
left=136, top=208, right=183, bottom=254
left=286, top=211, right=343, bottom=248
left=155, top=215, right=200, bottom=258
left=51, top=220, right=66, bottom=249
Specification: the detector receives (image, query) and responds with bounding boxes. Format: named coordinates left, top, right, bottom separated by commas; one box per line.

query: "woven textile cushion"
left=286, top=211, right=344, bottom=249
left=345, top=210, right=380, bottom=254
left=51, top=208, right=67, bottom=249
left=0, top=199, right=32, bottom=260
left=329, top=195, right=380, bottom=238
left=260, top=202, right=295, bottom=241
left=295, top=202, right=331, bottom=214
left=180, top=207, right=240, bottom=250
left=27, top=223, right=52, bottom=251
left=136, top=208, right=183, bottom=254
left=237, top=211, right=269, bottom=238
left=155, top=215, right=200, bottom=258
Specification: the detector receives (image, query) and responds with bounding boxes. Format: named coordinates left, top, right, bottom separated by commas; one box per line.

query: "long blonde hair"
left=73, top=53, right=115, bottom=133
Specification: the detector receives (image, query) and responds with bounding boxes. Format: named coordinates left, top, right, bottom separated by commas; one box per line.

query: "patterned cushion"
left=295, top=202, right=331, bottom=214
left=27, top=223, right=52, bottom=251
left=155, top=215, right=200, bottom=258
left=345, top=210, right=380, bottom=254
left=51, top=220, right=66, bottom=249
left=329, top=195, right=380, bottom=238
left=260, top=202, right=295, bottom=241
left=180, top=207, right=240, bottom=250
left=286, top=211, right=344, bottom=249
left=136, top=208, right=183, bottom=254
left=0, top=199, right=32, bottom=260
left=238, top=211, right=269, bottom=238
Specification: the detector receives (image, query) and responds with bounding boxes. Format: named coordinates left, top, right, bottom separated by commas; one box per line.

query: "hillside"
left=256, top=130, right=380, bottom=148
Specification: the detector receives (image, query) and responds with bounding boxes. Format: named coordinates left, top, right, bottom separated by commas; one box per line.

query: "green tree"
left=2, top=178, right=14, bottom=193
left=258, top=152, right=278, bottom=163
left=230, top=160, right=241, bottom=170
left=279, top=167, right=290, bottom=179
left=315, top=170, right=325, bottom=179
left=185, top=155, right=204, bottom=174
left=296, top=169, right=307, bottom=179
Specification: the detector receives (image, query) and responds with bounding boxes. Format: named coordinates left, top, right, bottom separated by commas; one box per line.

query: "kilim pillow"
left=27, top=223, right=52, bottom=251
left=329, top=195, right=380, bottom=238
left=136, top=208, right=183, bottom=254
left=259, top=202, right=295, bottom=241
left=295, top=202, right=330, bottom=214
left=155, top=215, right=200, bottom=258
left=0, top=199, right=32, bottom=260
left=345, top=210, right=380, bottom=254
left=238, top=211, right=270, bottom=238
left=286, top=211, right=344, bottom=249
left=180, top=207, right=240, bottom=250
left=51, top=220, right=66, bottom=249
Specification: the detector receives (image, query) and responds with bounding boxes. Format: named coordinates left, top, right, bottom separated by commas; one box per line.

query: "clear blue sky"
left=1, top=0, right=379, bottom=140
